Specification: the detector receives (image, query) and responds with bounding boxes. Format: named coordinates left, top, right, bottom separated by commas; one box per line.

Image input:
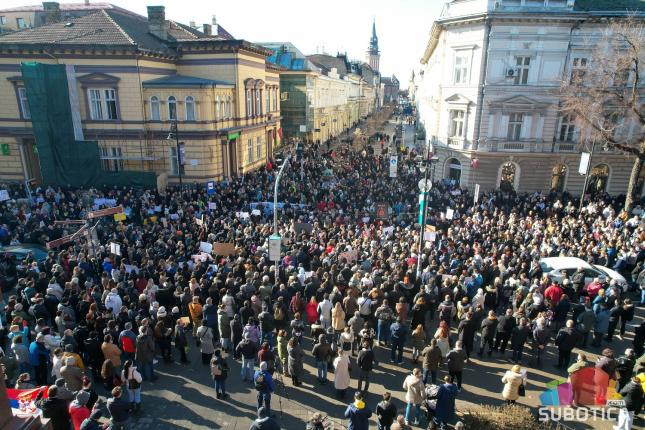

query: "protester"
left=501, top=364, right=526, bottom=405
left=344, top=391, right=372, bottom=430
left=249, top=407, right=280, bottom=430
left=211, top=349, right=230, bottom=399
left=376, top=392, right=397, bottom=430
left=122, top=360, right=142, bottom=413
left=356, top=341, right=375, bottom=392
left=107, top=386, right=131, bottom=429
left=402, top=368, right=424, bottom=425
left=254, top=361, right=275, bottom=416
left=37, top=385, right=71, bottom=430
left=334, top=349, right=351, bottom=399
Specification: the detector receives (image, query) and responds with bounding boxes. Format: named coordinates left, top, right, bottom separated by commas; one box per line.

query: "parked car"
left=539, top=256, right=628, bottom=293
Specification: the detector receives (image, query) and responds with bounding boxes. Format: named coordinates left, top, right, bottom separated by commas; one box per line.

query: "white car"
left=538, top=256, right=628, bottom=293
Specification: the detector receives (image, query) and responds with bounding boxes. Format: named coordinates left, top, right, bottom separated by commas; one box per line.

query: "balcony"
left=481, top=138, right=547, bottom=152
left=554, top=142, right=576, bottom=152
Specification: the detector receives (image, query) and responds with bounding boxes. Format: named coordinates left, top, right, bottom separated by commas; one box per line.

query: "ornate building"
left=416, top=0, right=645, bottom=196
left=366, top=19, right=380, bottom=73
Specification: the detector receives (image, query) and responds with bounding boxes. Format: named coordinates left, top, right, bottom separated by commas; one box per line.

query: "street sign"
left=389, top=155, right=398, bottom=178
left=268, top=235, right=281, bottom=262
left=418, top=178, right=432, bottom=192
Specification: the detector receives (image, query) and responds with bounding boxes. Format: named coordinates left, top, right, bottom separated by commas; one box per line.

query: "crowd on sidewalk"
left=1, top=116, right=645, bottom=430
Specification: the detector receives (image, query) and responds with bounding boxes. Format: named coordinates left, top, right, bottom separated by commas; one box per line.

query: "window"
left=454, top=53, right=469, bottom=84
left=587, top=164, right=609, bottom=195
left=266, top=90, right=270, bottom=114
left=514, top=56, right=531, bottom=85
left=16, top=18, right=27, bottom=29
left=227, top=97, right=232, bottom=119
left=168, top=96, right=177, bottom=121
left=0, top=16, right=6, bottom=25
left=149, top=96, right=160, bottom=121
left=215, top=97, right=220, bottom=120
left=100, top=147, right=123, bottom=172
left=449, top=110, right=465, bottom=137
left=246, top=90, right=253, bottom=117
left=551, top=164, right=567, bottom=192
left=256, top=90, right=262, bottom=116
left=185, top=96, right=196, bottom=121
left=571, top=57, right=587, bottom=84
left=507, top=113, right=524, bottom=140
left=247, top=138, right=253, bottom=163
left=273, top=90, right=278, bottom=111
left=18, top=87, right=30, bottom=119
left=499, top=162, right=517, bottom=191
left=559, top=115, right=575, bottom=142
left=256, top=136, right=262, bottom=159
left=88, top=88, right=117, bottom=120
left=169, top=147, right=179, bottom=175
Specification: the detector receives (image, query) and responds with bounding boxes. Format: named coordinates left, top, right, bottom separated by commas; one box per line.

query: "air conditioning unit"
left=506, top=68, right=516, bottom=77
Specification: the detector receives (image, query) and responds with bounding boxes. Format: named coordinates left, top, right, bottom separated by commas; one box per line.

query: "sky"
left=2, top=0, right=445, bottom=83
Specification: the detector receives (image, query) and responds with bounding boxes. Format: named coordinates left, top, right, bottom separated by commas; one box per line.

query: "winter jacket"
left=357, top=348, right=375, bottom=371
left=196, top=326, right=215, bottom=354
left=344, top=401, right=373, bottom=430
left=510, top=325, right=531, bottom=349
left=312, top=335, right=332, bottom=362
left=61, top=363, right=84, bottom=391
left=236, top=339, right=259, bottom=359
left=502, top=370, right=525, bottom=401
left=577, top=309, right=596, bottom=333
left=480, top=317, right=498, bottom=340
left=39, top=396, right=71, bottom=430
left=555, top=327, right=581, bottom=352
left=101, top=342, right=122, bottom=367
left=376, top=400, right=397, bottom=427
left=421, top=345, right=443, bottom=371
left=287, top=343, right=304, bottom=377
left=619, top=380, right=644, bottom=411
left=403, top=374, right=424, bottom=404
left=446, top=347, right=467, bottom=372
left=135, top=334, right=155, bottom=363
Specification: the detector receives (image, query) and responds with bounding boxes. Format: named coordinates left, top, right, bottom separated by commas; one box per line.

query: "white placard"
left=579, top=152, right=590, bottom=175
left=208, top=202, right=217, bottom=210
left=0, top=189, right=9, bottom=201
left=199, top=241, right=213, bottom=254
left=389, top=155, right=398, bottom=178
left=474, top=183, right=480, bottom=204
left=236, top=211, right=250, bottom=220
left=383, top=226, right=394, bottom=236
left=251, top=209, right=261, bottom=216
left=269, top=235, right=281, bottom=261
left=110, top=242, right=121, bottom=256
left=446, top=208, right=454, bottom=220
left=424, top=231, right=437, bottom=242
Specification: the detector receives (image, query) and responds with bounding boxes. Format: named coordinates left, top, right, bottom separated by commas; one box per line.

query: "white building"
left=417, top=0, right=645, bottom=196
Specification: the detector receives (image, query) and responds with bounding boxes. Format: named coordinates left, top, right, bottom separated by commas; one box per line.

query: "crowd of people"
left=1, top=113, right=645, bottom=430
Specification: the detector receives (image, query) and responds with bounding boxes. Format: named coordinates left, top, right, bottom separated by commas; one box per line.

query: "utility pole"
left=272, top=154, right=291, bottom=280
left=578, top=141, right=596, bottom=213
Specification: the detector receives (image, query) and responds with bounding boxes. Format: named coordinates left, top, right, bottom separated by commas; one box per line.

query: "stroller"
left=424, top=383, right=441, bottom=429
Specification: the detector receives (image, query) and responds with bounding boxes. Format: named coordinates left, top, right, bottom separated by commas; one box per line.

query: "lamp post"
left=416, top=157, right=432, bottom=280
left=272, top=154, right=291, bottom=277
left=168, top=119, right=183, bottom=188
left=578, top=141, right=596, bottom=213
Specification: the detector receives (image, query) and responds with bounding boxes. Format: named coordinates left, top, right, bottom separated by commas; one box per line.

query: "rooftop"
left=0, top=2, right=117, bottom=12
left=263, top=42, right=319, bottom=72
left=142, top=74, right=234, bottom=88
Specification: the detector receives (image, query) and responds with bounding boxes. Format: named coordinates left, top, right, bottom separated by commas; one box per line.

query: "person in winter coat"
left=411, top=324, right=427, bottom=363
left=375, top=300, right=394, bottom=345
left=135, top=325, right=156, bottom=381
left=69, top=390, right=91, bottom=430
left=595, top=348, right=617, bottom=404
left=421, top=339, right=443, bottom=385
left=237, top=334, right=259, bottom=382
left=174, top=319, right=190, bottom=364
left=390, top=317, right=408, bottom=364
left=356, top=342, right=375, bottom=392
left=101, top=334, right=122, bottom=368
left=231, top=315, right=244, bottom=359
left=619, top=298, right=635, bottom=339
left=478, top=310, right=498, bottom=357
left=306, top=296, right=319, bottom=325
left=576, top=301, right=596, bottom=347
left=196, top=321, right=215, bottom=365
left=606, top=298, right=623, bottom=342
left=37, top=385, right=71, bottom=430
left=376, top=391, right=397, bottom=430
left=593, top=302, right=610, bottom=347
left=332, top=302, right=346, bottom=334
left=334, top=349, right=351, bottom=399
left=433, top=375, right=458, bottom=427
left=211, top=349, right=230, bottom=399
left=218, top=305, right=232, bottom=352
left=121, top=360, right=142, bottom=412
left=501, top=364, right=526, bottom=405
left=61, top=356, right=84, bottom=391
left=344, top=391, right=372, bottom=430
left=446, top=341, right=467, bottom=389
left=494, top=308, right=516, bottom=354
left=277, top=330, right=289, bottom=376
left=402, top=368, right=424, bottom=425
left=532, top=319, right=550, bottom=368
left=510, top=317, right=531, bottom=364
left=554, top=319, right=582, bottom=370
left=312, top=334, right=332, bottom=384
left=249, top=406, right=280, bottom=430
left=287, top=337, right=304, bottom=386
left=616, top=376, right=644, bottom=430
left=457, top=312, right=477, bottom=360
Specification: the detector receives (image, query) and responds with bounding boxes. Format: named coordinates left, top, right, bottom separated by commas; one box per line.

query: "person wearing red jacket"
left=544, top=282, right=563, bottom=305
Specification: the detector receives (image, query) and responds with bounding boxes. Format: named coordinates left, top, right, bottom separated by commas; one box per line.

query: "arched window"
left=246, top=90, right=253, bottom=117
left=445, top=158, right=462, bottom=185
left=215, top=96, right=220, bottom=120
left=256, top=90, right=262, bottom=116
left=550, top=164, right=567, bottom=192
left=149, top=96, right=160, bottom=121
left=587, top=164, right=610, bottom=195
left=498, top=161, right=519, bottom=191
left=185, top=96, right=196, bottom=121
left=168, top=96, right=177, bottom=121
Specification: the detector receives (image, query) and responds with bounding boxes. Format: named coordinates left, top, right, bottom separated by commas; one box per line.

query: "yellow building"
left=0, top=5, right=280, bottom=186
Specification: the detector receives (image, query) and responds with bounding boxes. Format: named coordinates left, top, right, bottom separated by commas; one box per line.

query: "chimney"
left=211, top=15, right=218, bottom=35
left=147, top=6, right=169, bottom=40
left=42, top=2, right=61, bottom=24
left=202, top=23, right=212, bottom=36
left=189, top=20, right=195, bottom=28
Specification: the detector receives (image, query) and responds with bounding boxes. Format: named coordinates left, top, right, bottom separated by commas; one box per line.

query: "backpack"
left=439, top=304, right=453, bottom=320
left=254, top=371, right=267, bottom=391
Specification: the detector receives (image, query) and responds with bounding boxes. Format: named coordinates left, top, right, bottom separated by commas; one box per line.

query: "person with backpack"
left=273, top=297, right=288, bottom=331
left=312, top=334, right=332, bottom=384
left=211, top=349, right=230, bottom=400
left=437, top=295, right=455, bottom=326
left=237, top=333, right=259, bottom=382
left=121, top=360, right=142, bottom=413
left=253, top=361, right=275, bottom=416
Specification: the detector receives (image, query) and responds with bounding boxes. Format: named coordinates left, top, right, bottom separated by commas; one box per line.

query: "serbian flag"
left=471, top=159, right=479, bottom=169
left=7, top=386, right=48, bottom=411
left=277, top=128, right=283, bottom=139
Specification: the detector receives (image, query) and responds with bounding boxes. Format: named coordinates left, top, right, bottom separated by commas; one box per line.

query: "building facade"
left=0, top=5, right=280, bottom=186
left=417, top=0, right=645, bottom=196
left=381, top=75, right=400, bottom=103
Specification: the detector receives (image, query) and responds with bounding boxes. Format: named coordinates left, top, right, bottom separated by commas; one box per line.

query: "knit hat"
left=75, top=390, right=90, bottom=406
left=157, top=306, right=167, bottom=318
left=171, top=306, right=179, bottom=314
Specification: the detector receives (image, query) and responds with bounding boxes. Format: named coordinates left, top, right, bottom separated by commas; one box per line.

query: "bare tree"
left=560, top=17, right=645, bottom=212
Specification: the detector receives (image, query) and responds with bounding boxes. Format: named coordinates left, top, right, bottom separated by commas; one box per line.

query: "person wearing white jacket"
left=122, top=360, right=143, bottom=412
left=105, top=288, right=122, bottom=315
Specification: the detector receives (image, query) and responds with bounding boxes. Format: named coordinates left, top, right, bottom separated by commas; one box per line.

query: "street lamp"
left=167, top=119, right=184, bottom=188
left=271, top=154, right=291, bottom=277
left=416, top=158, right=432, bottom=280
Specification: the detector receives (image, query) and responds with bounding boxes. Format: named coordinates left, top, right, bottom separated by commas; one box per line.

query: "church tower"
left=366, top=18, right=380, bottom=72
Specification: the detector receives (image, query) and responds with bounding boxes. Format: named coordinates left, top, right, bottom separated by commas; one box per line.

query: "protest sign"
left=199, top=241, right=213, bottom=254
left=208, top=202, right=217, bottom=211
left=446, top=208, right=454, bottom=220
left=213, top=242, right=236, bottom=256
left=0, top=189, right=9, bottom=201
left=114, top=213, right=126, bottom=222
left=110, top=242, right=121, bottom=256
left=339, top=249, right=358, bottom=263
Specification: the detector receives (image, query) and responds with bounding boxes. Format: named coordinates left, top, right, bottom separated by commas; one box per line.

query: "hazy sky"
left=3, top=0, right=445, bottom=82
